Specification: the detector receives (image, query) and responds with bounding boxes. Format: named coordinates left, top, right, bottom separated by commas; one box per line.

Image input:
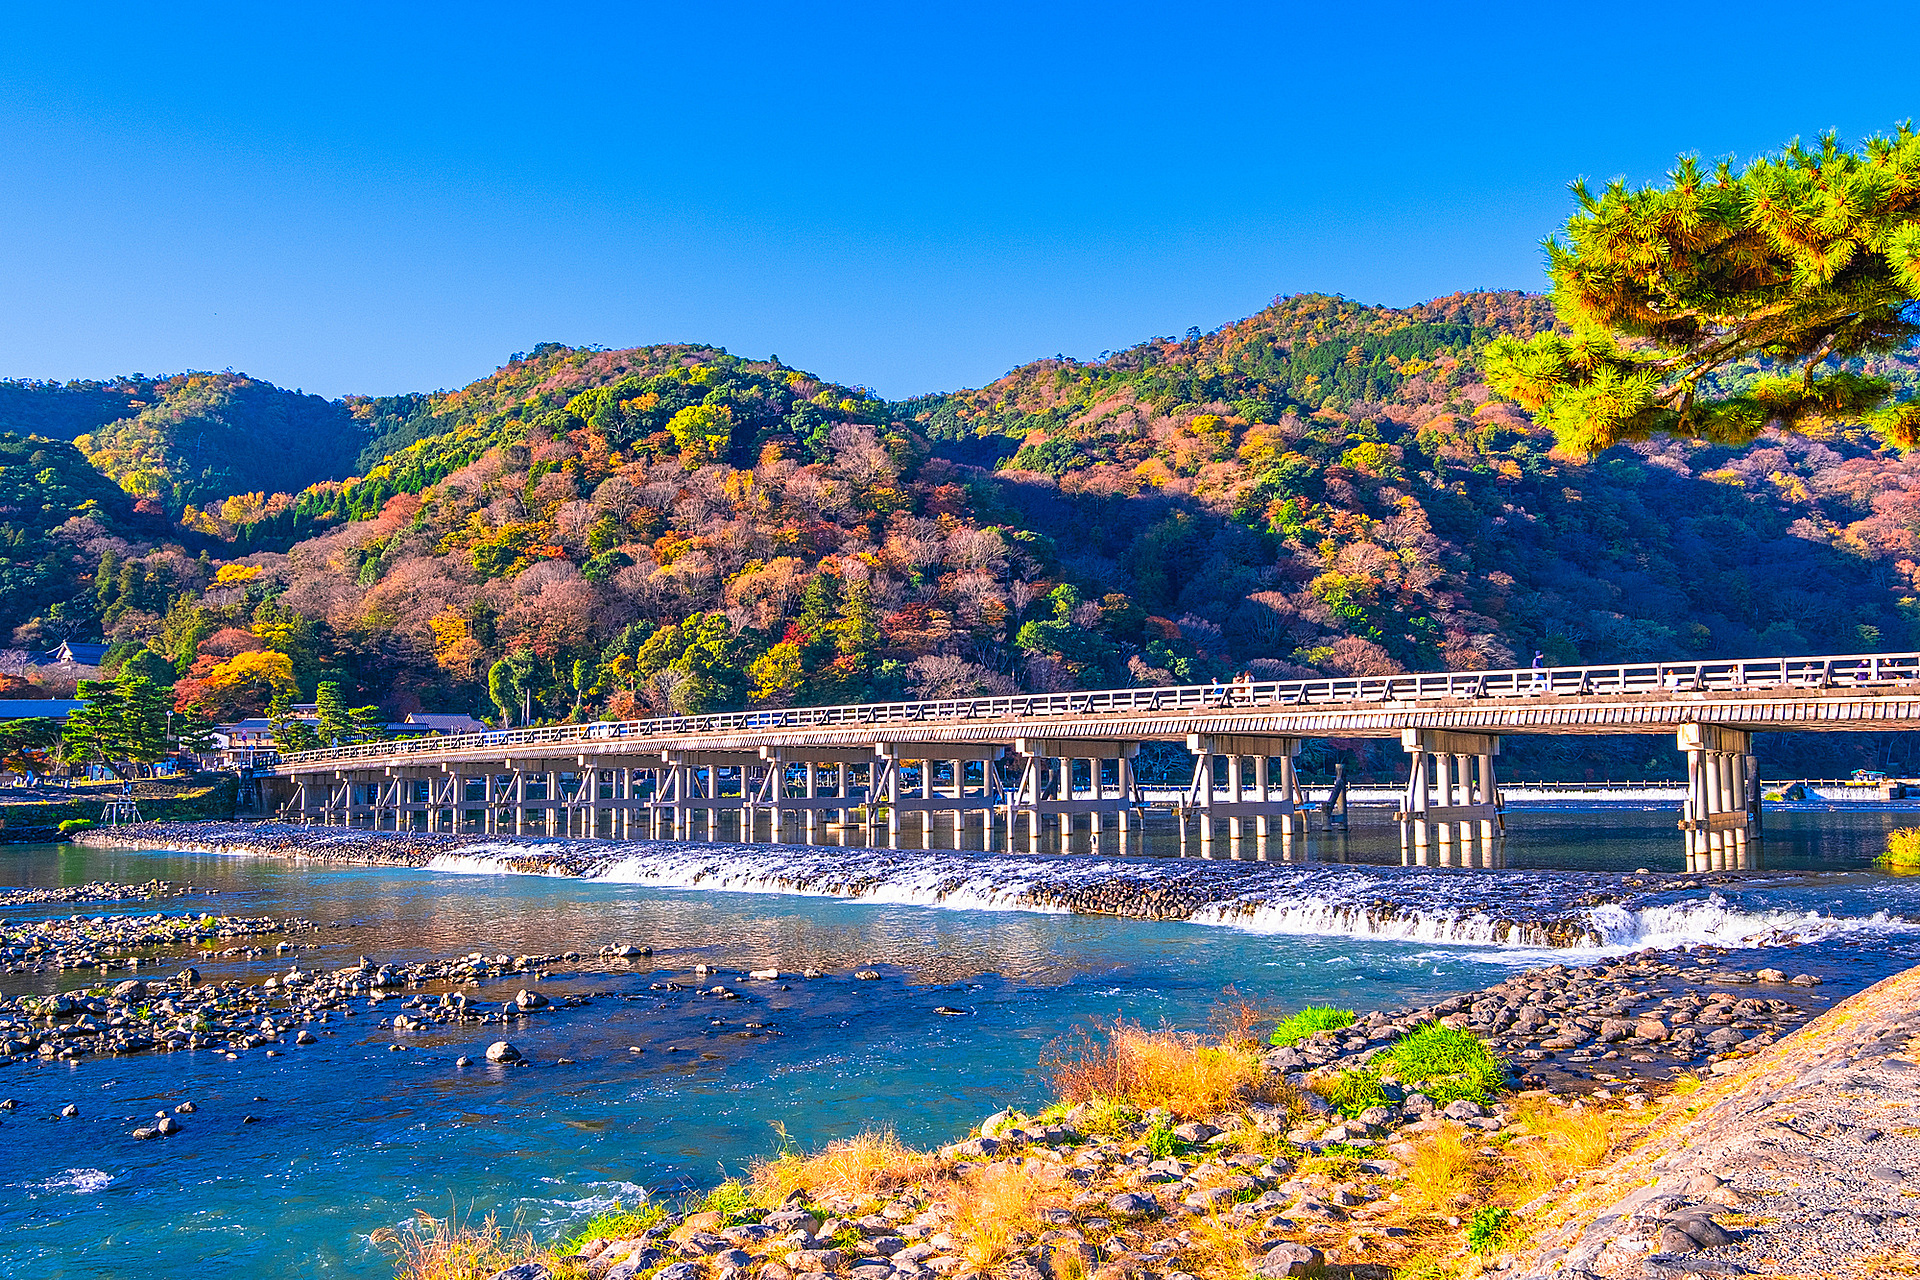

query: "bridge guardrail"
left=274, top=650, right=1920, bottom=769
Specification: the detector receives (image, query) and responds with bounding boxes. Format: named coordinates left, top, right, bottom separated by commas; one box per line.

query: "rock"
left=157, top=1116, right=180, bottom=1136
left=112, top=979, right=148, bottom=999
left=295, top=1030, right=317, bottom=1045
left=175, top=1100, right=195, bottom=1113
left=1668, top=1214, right=1733, bottom=1248
left=942, top=1136, right=1000, bottom=1159
left=1441, top=1099, right=1486, bottom=1120
left=1171, top=1121, right=1220, bottom=1144
left=1635, top=1019, right=1669, bottom=1041
left=1182, top=1186, right=1238, bottom=1210
left=1655, top=1225, right=1700, bottom=1254
left=764, top=1210, right=822, bottom=1236
left=485, top=1041, right=523, bottom=1063
left=981, top=1108, right=1016, bottom=1138
left=59, top=1103, right=77, bottom=1118
left=1789, top=973, right=1821, bottom=986
left=132, top=1126, right=158, bottom=1139
left=855, top=970, right=880, bottom=981
left=1252, top=1243, right=1324, bottom=1278
left=785, top=1249, right=845, bottom=1273
left=485, top=1266, right=553, bottom=1280
left=654, top=1266, right=703, bottom=1280
left=1598, top=1018, right=1635, bottom=1042
left=750, top=969, right=780, bottom=980
left=1106, top=1191, right=1159, bottom=1220
left=1755, top=968, right=1787, bottom=983
left=715, top=1249, right=754, bottom=1269
left=456, top=1056, right=473, bottom=1067
left=515, top=990, right=549, bottom=1010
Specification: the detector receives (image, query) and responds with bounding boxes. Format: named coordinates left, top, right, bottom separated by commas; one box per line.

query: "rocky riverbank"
left=0, top=877, right=205, bottom=908
left=382, top=947, right=1869, bottom=1280
left=1512, top=961, right=1920, bottom=1278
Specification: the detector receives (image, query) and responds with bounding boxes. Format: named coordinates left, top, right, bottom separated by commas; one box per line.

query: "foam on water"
left=28, top=1169, right=115, bottom=1195
left=417, top=840, right=1918, bottom=954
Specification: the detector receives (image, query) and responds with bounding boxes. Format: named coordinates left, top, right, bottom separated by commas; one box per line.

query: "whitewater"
left=419, top=838, right=1920, bottom=958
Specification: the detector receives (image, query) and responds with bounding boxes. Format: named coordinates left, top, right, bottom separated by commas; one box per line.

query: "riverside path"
left=257, top=651, right=1920, bottom=871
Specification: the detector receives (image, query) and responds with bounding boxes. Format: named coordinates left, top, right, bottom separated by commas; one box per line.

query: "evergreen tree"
left=487, top=660, right=517, bottom=728
left=63, top=678, right=128, bottom=775
left=315, top=681, right=353, bottom=746
left=1487, top=124, right=1920, bottom=457
left=268, top=692, right=320, bottom=752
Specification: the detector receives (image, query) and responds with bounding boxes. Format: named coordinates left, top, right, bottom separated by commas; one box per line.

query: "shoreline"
left=423, top=960, right=1911, bottom=1280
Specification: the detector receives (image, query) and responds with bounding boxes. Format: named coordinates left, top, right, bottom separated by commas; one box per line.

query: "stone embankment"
left=76, top=822, right=1774, bottom=949
left=1514, top=961, right=1920, bottom=1278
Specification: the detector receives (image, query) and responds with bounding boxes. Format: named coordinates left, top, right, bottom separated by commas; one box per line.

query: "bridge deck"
left=265, top=651, right=1920, bottom=776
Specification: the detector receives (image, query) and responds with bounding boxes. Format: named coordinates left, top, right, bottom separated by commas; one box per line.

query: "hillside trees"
left=1487, top=125, right=1920, bottom=457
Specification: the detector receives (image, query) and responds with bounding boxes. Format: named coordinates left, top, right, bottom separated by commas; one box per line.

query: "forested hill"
left=0, top=372, right=367, bottom=510
left=10, top=291, right=1920, bottom=774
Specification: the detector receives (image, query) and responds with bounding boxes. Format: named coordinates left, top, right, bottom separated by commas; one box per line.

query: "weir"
left=262, top=649, right=1920, bottom=866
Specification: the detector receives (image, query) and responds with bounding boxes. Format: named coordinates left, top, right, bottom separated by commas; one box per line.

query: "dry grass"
left=749, top=1128, right=941, bottom=1209
left=1045, top=1018, right=1285, bottom=1120
left=1500, top=1098, right=1628, bottom=1200
left=944, top=1160, right=1067, bottom=1270
left=373, top=1211, right=567, bottom=1280
left=1179, top=1206, right=1265, bottom=1280
left=1208, top=986, right=1286, bottom=1049
left=1402, top=1125, right=1477, bottom=1213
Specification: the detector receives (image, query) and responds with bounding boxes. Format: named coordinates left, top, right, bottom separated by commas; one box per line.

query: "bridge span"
left=260, top=651, right=1920, bottom=871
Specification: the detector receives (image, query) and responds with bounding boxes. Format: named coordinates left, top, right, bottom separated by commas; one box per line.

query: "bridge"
left=259, top=651, right=1920, bottom=871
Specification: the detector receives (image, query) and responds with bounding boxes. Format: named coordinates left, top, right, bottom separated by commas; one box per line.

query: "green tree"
left=1486, top=125, right=1920, bottom=457
left=268, top=692, right=320, bottom=753
left=315, top=681, right=354, bottom=746
left=62, top=670, right=169, bottom=777
left=170, top=701, right=217, bottom=755
left=665, top=403, right=735, bottom=464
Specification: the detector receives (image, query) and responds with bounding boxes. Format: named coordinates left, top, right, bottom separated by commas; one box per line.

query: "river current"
left=3, top=807, right=1918, bottom=1278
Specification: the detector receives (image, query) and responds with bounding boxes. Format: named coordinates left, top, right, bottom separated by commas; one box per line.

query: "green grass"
left=1877, top=828, right=1920, bottom=870
left=561, top=1201, right=667, bottom=1253
left=1144, top=1119, right=1183, bottom=1158
left=1382, top=1023, right=1507, bottom=1107
left=1313, top=1067, right=1392, bottom=1118
left=1466, top=1206, right=1517, bottom=1254
left=56, top=818, right=94, bottom=834
left=1303, top=1141, right=1373, bottom=1179
left=1076, top=1096, right=1142, bottom=1138
left=1269, top=1006, right=1356, bottom=1047
left=696, top=1178, right=756, bottom=1222
left=830, top=1226, right=864, bottom=1252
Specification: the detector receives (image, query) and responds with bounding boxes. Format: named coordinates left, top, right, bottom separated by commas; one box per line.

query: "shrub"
left=1144, top=1119, right=1182, bottom=1158
left=1878, top=828, right=1920, bottom=869
left=1269, top=1005, right=1356, bottom=1047
left=1383, top=1023, right=1507, bottom=1106
left=1467, top=1206, right=1518, bottom=1254
left=57, top=818, right=94, bottom=835
left=562, top=1201, right=666, bottom=1254
left=1046, top=1019, right=1284, bottom=1119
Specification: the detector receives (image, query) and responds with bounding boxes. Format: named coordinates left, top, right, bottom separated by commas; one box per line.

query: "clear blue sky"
left=2, top=1, right=1914, bottom=400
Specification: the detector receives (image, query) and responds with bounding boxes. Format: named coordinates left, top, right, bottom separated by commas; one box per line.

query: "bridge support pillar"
left=1183, top=735, right=1301, bottom=857
left=1008, top=739, right=1140, bottom=854
left=1678, top=725, right=1759, bottom=871
left=1398, top=730, right=1502, bottom=867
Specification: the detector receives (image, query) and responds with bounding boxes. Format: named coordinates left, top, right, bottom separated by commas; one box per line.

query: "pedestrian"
left=1531, top=649, right=1547, bottom=691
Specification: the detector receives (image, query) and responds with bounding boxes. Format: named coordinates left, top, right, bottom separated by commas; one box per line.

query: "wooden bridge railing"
left=270, top=650, right=1920, bottom=770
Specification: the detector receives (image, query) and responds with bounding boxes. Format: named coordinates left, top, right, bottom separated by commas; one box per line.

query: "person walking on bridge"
left=1531, top=650, right=1546, bottom=692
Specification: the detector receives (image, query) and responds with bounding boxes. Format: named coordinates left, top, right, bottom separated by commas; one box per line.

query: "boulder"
left=1105, top=1191, right=1160, bottom=1220
left=1252, top=1242, right=1324, bottom=1278
left=485, top=1040, right=523, bottom=1063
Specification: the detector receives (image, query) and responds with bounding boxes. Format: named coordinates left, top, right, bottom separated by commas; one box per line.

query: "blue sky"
left=1, top=1, right=1914, bottom=400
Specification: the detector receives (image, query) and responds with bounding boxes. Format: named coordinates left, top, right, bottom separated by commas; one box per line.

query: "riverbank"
left=427, top=952, right=1911, bottom=1280
left=0, top=776, right=237, bottom=842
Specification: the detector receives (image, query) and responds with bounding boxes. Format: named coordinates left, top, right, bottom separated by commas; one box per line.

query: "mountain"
left=9, top=294, right=1920, bottom=775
